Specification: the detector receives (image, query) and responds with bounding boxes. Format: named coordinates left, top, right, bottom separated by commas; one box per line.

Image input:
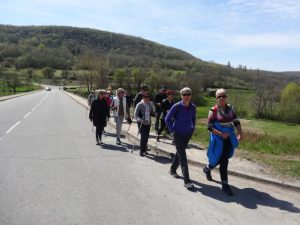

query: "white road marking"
left=6, top=121, right=21, bottom=134
left=24, top=112, right=31, bottom=118
left=2, top=92, right=51, bottom=138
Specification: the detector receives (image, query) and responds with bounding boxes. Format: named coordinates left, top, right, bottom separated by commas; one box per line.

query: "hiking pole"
left=131, top=122, right=142, bottom=153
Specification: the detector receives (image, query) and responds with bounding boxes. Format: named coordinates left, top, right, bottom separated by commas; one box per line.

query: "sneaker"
left=169, top=171, right=179, bottom=178
left=203, top=167, right=213, bottom=181
left=116, top=138, right=121, bottom=145
left=184, top=182, right=195, bottom=190
left=222, top=183, right=233, bottom=196
left=140, top=152, right=145, bottom=157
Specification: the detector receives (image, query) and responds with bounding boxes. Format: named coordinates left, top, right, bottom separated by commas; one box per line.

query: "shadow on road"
left=138, top=151, right=300, bottom=214
left=101, top=143, right=132, bottom=152
left=145, top=153, right=173, bottom=165
left=192, top=180, right=300, bottom=213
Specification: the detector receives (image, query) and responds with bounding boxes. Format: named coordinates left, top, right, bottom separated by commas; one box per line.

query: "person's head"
left=106, top=90, right=111, bottom=96
left=142, top=93, right=150, bottom=103
left=98, top=89, right=106, bottom=99
left=116, top=88, right=125, bottom=98
left=166, top=90, right=174, bottom=101
left=160, top=86, right=167, bottom=94
left=215, top=88, right=227, bottom=107
left=91, top=90, right=95, bottom=95
left=180, top=87, right=192, bottom=104
left=140, top=85, right=148, bottom=92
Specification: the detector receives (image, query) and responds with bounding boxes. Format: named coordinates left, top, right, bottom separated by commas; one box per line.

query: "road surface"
left=0, top=88, right=299, bottom=225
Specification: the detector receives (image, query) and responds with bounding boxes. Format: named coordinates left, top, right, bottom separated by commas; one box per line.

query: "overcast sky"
left=1, top=0, right=300, bottom=71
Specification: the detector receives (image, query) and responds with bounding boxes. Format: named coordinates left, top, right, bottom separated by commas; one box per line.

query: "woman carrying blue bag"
left=203, top=88, right=243, bottom=196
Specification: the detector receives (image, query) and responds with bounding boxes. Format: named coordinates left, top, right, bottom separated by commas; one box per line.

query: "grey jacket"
left=134, top=101, right=155, bottom=125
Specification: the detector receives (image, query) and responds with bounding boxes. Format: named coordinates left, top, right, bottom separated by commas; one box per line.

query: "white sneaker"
left=184, top=183, right=194, bottom=189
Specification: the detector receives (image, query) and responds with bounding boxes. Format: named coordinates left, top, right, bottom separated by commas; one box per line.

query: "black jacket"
left=154, top=92, right=167, bottom=111
left=161, top=99, right=174, bottom=118
left=89, top=98, right=110, bottom=127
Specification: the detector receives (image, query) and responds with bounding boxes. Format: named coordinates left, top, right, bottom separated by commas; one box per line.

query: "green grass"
left=0, top=84, right=42, bottom=97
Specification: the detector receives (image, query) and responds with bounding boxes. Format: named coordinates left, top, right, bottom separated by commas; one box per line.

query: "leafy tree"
left=278, top=82, right=300, bottom=123
left=42, top=67, right=55, bottom=79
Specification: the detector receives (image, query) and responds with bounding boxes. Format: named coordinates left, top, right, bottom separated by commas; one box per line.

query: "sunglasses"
left=217, top=95, right=227, bottom=99
left=182, top=94, right=191, bottom=96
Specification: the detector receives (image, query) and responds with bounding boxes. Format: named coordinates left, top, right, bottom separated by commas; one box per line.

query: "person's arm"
left=89, top=101, right=94, bottom=121
left=192, top=105, right=196, bottom=132
left=231, top=106, right=243, bottom=140
left=134, top=104, right=143, bottom=123
left=165, top=104, right=177, bottom=133
left=150, top=104, right=155, bottom=117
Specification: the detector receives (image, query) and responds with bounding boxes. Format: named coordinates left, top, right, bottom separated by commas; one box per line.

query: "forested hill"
left=0, top=25, right=196, bottom=70
left=0, top=24, right=299, bottom=89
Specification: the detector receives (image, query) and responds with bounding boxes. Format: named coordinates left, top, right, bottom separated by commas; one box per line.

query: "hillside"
left=0, top=25, right=196, bottom=69
left=0, top=24, right=299, bottom=90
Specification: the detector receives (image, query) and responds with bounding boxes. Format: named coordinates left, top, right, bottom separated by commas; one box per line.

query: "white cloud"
left=227, top=33, right=300, bottom=48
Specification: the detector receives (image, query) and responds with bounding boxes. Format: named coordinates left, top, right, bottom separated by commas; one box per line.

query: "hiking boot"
left=169, top=171, right=179, bottom=178
left=203, top=167, right=213, bottom=181
left=140, top=152, right=145, bottom=157
left=184, top=182, right=195, bottom=190
left=222, top=183, right=234, bottom=196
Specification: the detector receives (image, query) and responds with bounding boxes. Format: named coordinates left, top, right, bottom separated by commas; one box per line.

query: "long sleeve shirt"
left=165, top=101, right=196, bottom=136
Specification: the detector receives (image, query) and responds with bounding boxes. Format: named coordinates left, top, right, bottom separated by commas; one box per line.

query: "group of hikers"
left=88, top=85, right=243, bottom=196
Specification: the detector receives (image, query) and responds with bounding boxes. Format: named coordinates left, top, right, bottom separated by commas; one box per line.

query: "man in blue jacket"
left=165, top=87, right=196, bottom=190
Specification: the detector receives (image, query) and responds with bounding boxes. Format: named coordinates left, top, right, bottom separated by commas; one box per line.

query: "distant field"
left=0, top=84, right=42, bottom=97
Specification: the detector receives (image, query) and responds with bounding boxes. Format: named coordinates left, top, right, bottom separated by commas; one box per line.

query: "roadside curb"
left=0, top=89, right=44, bottom=102
left=64, top=91, right=300, bottom=192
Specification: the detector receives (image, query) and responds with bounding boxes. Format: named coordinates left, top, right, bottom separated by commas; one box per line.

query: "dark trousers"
left=96, top=126, right=104, bottom=140
left=155, top=110, right=162, bottom=131
left=209, top=138, right=231, bottom=182
left=157, top=116, right=166, bottom=135
left=170, top=132, right=192, bottom=184
left=138, top=123, right=151, bottom=153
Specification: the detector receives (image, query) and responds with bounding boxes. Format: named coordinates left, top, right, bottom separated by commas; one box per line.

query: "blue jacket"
left=207, top=123, right=239, bottom=167
left=165, top=101, right=196, bottom=136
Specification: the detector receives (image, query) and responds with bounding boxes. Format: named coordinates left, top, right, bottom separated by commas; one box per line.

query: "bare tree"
left=253, top=80, right=278, bottom=119
left=76, top=54, right=109, bottom=92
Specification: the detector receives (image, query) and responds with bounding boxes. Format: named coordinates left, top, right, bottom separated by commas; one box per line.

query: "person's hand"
left=221, top=132, right=230, bottom=139
left=237, top=133, right=243, bottom=141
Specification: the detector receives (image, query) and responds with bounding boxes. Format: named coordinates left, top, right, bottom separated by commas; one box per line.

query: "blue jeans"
left=170, top=132, right=192, bottom=184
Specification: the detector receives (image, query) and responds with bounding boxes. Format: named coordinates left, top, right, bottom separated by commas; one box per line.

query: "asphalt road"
left=0, top=88, right=299, bottom=225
